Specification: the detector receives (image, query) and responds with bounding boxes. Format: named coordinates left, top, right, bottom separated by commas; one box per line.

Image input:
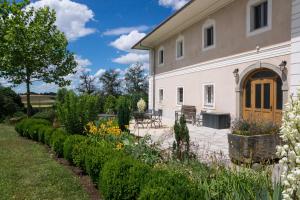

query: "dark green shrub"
left=50, top=129, right=69, bottom=157
left=100, top=156, right=151, bottom=200
left=15, top=118, right=51, bottom=138
left=117, top=96, right=131, bottom=131
left=63, top=135, right=86, bottom=163
left=37, top=125, right=51, bottom=143
left=44, top=127, right=55, bottom=146
left=104, top=95, right=117, bottom=114
left=28, top=124, right=46, bottom=141
left=173, top=115, right=190, bottom=161
left=56, top=91, right=100, bottom=134
left=139, top=169, right=201, bottom=200
left=32, top=109, right=56, bottom=122
left=85, top=141, right=122, bottom=184
left=0, top=86, right=24, bottom=120
left=72, top=139, right=91, bottom=170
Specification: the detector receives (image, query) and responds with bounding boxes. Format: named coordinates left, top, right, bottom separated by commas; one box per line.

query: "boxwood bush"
left=138, top=169, right=203, bottom=200
left=100, top=156, right=151, bottom=200
left=50, top=129, right=69, bottom=157
left=85, top=141, right=124, bottom=184
left=15, top=118, right=51, bottom=138
left=63, top=135, right=87, bottom=163
left=44, top=127, right=55, bottom=146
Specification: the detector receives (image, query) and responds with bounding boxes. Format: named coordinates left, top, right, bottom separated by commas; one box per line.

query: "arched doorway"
left=242, top=68, right=283, bottom=124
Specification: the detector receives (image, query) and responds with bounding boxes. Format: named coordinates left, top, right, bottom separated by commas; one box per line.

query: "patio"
left=129, top=117, right=231, bottom=164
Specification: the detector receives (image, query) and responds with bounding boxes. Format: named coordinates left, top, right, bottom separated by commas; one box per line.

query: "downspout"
left=138, top=43, right=155, bottom=110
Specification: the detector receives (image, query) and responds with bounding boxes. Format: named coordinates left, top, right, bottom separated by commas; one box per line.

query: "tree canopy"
left=99, top=69, right=121, bottom=96
left=0, top=2, right=77, bottom=115
left=124, top=63, right=148, bottom=96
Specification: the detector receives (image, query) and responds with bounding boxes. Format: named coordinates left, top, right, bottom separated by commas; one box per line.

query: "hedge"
left=50, top=129, right=69, bottom=157
left=100, top=156, right=151, bottom=200
left=63, top=135, right=86, bottom=163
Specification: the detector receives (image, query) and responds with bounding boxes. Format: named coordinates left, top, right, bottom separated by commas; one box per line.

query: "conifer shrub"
left=117, top=96, right=131, bottom=131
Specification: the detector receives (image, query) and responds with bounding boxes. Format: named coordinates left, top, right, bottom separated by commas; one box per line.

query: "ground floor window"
left=159, top=89, right=164, bottom=103
left=203, top=84, right=215, bottom=108
left=177, top=87, right=184, bottom=105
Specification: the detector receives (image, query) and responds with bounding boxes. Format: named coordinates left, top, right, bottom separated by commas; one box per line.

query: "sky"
left=0, top=0, right=190, bottom=93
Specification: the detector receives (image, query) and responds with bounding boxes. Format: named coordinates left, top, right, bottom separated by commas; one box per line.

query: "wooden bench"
left=175, top=105, right=196, bottom=124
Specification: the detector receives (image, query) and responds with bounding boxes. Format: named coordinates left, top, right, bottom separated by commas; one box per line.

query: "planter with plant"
left=228, top=119, right=281, bottom=164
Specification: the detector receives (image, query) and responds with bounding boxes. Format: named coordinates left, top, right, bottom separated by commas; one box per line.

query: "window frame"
left=158, top=88, right=164, bottom=103
left=202, top=19, right=216, bottom=51
left=176, top=86, right=184, bottom=106
left=246, top=0, right=272, bottom=37
left=175, top=36, right=184, bottom=60
left=158, top=46, right=165, bottom=66
left=202, top=83, right=215, bottom=109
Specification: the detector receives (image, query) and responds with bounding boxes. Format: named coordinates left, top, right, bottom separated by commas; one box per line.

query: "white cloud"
left=113, top=53, right=149, bottom=65
left=110, top=30, right=146, bottom=52
left=29, top=0, right=96, bottom=41
left=158, top=0, right=189, bottom=10
left=103, top=25, right=150, bottom=36
left=0, top=78, right=13, bottom=87
left=94, top=68, right=106, bottom=78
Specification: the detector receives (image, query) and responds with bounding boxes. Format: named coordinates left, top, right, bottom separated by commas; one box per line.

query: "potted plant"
left=228, top=119, right=282, bottom=164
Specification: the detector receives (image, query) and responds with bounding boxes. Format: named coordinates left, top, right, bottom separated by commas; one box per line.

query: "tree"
left=99, top=69, right=121, bottom=96
left=77, top=72, right=96, bottom=94
left=0, top=3, right=77, bottom=116
left=173, top=115, right=190, bottom=161
left=124, top=63, right=148, bottom=95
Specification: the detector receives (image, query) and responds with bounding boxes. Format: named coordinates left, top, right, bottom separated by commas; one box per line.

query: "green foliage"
left=232, top=119, right=280, bottom=136
left=44, top=127, right=55, bottom=146
left=0, top=4, right=77, bottom=116
left=56, top=91, right=100, bottom=134
left=71, top=139, right=93, bottom=170
left=117, top=96, right=131, bottom=131
left=124, top=63, right=148, bottom=95
left=100, top=156, right=151, bottom=200
left=128, top=93, right=148, bottom=112
left=139, top=169, right=202, bottom=200
left=63, top=135, right=86, bottom=163
left=0, top=86, right=24, bottom=121
left=56, top=88, right=68, bottom=105
left=15, top=118, right=51, bottom=138
left=32, top=109, right=56, bottom=122
left=99, top=69, right=121, bottom=96
left=85, top=141, right=123, bottom=184
left=50, top=129, right=69, bottom=157
left=104, top=95, right=117, bottom=114
left=173, top=115, right=190, bottom=161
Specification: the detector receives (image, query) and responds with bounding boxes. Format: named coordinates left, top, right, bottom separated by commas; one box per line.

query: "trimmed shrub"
left=63, top=135, right=86, bottom=163
left=28, top=124, right=45, bottom=141
left=85, top=141, right=123, bottom=184
left=44, top=127, right=55, bottom=146
left=50, top=129, right=69, bottom=157
left=100, top=156, right=151, bottom=200
left=139, top=169, right=202, bottom=200
left=15, top=118, right=51, bottom=138
left=117, top=96, right=130, bottom=131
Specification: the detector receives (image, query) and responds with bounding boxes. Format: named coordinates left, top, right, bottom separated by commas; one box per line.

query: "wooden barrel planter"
left=228, top=133, right=282, bottom=164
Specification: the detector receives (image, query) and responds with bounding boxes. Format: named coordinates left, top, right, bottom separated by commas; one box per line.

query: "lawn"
left=0, top=124, right=90, bottom=200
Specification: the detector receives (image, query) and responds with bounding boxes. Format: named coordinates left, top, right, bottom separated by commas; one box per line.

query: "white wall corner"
left=290, top=0, right=300, bottom=96
left=148, top=76, right=154, bottom=109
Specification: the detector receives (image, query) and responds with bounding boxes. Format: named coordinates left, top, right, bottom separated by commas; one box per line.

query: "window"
left=203, top=84, right=215, bottom=108
left=202, top=19, right=216, bottom=51
left=158, top=47, right=164, bottom=65
left=176, top=36, right=184, bottom=59
left=159, top=89, right=164, bottom=103
left=177, top=87, right=184, bottom=105
left=247, top=0, right=272, bottom=36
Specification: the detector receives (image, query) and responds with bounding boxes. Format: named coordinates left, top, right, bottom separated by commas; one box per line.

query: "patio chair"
left=151, top=109, right=163, bottom=128
left=195, top=110, right=206, bottom=127
left=175, top=105, right=196, bottom=125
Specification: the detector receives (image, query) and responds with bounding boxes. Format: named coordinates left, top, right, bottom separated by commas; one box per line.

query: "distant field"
left=21, top=95, right=56, bottom=108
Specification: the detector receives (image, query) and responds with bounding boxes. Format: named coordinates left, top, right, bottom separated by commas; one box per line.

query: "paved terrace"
left=129, top=118, right=231, bottom=164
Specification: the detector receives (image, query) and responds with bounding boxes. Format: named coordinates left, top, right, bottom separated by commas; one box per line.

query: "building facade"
left=133, top=0, right=300, bottom=124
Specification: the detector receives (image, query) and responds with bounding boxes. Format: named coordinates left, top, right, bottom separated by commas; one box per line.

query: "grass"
left=0, top=124, right=90, bottom=200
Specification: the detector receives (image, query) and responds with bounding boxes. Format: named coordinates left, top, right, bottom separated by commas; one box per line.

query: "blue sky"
left=0, top=0, right=190, bottom=93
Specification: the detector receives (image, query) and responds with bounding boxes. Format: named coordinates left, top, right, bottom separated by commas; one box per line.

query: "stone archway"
left=235, top=62, right=288, bottom=120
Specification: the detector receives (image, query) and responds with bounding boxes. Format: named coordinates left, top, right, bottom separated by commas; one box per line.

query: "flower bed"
left=15, top=118, right=278, bottom=200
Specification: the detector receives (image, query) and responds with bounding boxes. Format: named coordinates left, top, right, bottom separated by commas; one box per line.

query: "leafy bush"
left=44, top=127, right=55, bottom=146
left=32, top=109, right=56, bottom=122
left=139, top=169, right=202, bottom=200
left=104, top=95, right=117, bottom=114
left=232, top=119, right=279, bottom=136
left=56, top=91, right=100, bottom=134
left=72, top=139, right=94, bottom=170
left=15, top=118, right=51, bottom=138
left=50, top=129, right=69, bottom=157
left=100, top=156, right=151, bottom=200
left=117, top=96, right=131, bottom=131
left=37, top=125, right=50, bottom=143
left=0, top=86, right=24, bottom=121
left=85, top=141, right=123, bottom=184
left=28, top=124, right=46, bottom=141
left=63, top=135, right=86, bottom=163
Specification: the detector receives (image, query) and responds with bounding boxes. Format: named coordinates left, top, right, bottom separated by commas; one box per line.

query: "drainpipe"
left=137, top=43, right=155, bottom=110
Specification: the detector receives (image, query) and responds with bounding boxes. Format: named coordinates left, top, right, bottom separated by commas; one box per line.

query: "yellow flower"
left=116, top=142, right=124, bottom=150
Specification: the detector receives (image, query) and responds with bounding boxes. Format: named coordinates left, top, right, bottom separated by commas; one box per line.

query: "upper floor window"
left=247, top=0, right=272, bottom=37
left=176, top=36, right=184, bottom=59
left=159, top=89, right=164, bottom=103
left=177, top=87, right=184, bottom=105
left=202, top=19, right=216, bottom=51
left=158, top=47, right=164, bottom=65
left=203, top=83, right=215, bottom=109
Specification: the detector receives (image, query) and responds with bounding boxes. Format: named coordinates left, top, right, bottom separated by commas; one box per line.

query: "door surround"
left=235, top=62, right=288, bottom=119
